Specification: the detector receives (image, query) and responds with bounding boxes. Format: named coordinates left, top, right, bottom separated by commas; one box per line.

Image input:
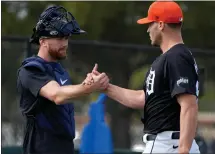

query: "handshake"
left=82, top=63, right=110, bottom=92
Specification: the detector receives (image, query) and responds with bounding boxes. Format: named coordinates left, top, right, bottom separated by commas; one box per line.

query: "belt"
left=146, top=132, right=180, bottom=141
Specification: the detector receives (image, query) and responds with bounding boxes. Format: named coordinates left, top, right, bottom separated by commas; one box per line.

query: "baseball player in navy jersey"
left=84, top=1, right=200, bottom=153
left=17, top=6, right=109, bottom=154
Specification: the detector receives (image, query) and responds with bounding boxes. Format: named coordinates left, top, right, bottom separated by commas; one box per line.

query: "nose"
left=62, top=37, right=69, bottom=44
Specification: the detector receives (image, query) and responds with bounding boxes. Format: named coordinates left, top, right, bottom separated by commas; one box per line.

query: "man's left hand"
left=82, top=63, right=109, bottom=90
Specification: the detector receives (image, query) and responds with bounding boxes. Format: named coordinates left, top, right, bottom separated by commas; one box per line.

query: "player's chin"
left=57, top=52, right=67, bottom=60
left=151, top=40, right=159, bottom=47
left=61, top=54, right=67, bottom=59
left=60, top=50, right=67, bottom=56
left=151, top=41, right=156, bottom=46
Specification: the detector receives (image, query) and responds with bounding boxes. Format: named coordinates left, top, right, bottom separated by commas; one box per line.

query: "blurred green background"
left=1, top=1, right=215, bottom=153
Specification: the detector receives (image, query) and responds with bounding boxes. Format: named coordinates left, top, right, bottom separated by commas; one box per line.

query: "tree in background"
left=2, top=1, right=215, bottom=149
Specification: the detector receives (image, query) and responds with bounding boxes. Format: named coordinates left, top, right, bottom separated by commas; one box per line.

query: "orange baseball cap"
left=137, top=1, right=183, bottom=24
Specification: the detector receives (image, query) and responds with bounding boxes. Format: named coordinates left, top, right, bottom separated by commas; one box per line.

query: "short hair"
left=166, top=22, right=183, bottom=29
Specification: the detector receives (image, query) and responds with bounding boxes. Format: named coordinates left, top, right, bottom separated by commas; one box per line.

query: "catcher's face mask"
left=30, top=5, right=86, bottom=44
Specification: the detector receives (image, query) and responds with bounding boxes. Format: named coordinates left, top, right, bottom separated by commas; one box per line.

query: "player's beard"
left=49, top=46, right=68, bottom=60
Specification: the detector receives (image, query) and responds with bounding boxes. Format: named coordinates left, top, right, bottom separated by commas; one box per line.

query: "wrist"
left=99, top=83, right=110, bottom=93
left=82, top=83, right=94, bottom=93
left=106, top=83, right=113, bottom=89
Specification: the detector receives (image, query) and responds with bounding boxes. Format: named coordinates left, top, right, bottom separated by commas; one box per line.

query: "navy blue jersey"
left=17, top=56, right=75, bottom=154
left=142, top=44, right=199, bottom=134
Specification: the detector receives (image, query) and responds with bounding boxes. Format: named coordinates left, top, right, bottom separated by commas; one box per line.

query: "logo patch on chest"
left=146, top=69, right=156, bottom=96
left=60, top=78, right=68, bottom=85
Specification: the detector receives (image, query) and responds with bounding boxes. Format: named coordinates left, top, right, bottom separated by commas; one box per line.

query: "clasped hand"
left=82, top=64, right=110, bottom=91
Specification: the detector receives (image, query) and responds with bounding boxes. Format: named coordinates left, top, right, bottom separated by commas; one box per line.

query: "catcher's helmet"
left=30, top=5, right=86, bottom=44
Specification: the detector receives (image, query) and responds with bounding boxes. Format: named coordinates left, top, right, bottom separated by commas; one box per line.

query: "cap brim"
left=71, top=29, right=87, bottom=35
left=79, top=29, right=87, bottom=34
left=137, top=17, right=154, bottom=24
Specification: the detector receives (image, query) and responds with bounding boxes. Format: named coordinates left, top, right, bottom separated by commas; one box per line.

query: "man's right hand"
left=82, top=64, right=145, bottom=109
left=82, top=63, right=109, bottom=91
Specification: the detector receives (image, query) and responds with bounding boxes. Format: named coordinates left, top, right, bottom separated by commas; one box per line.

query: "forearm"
left=55, top=84, right=92, bottom=104
left=179, top=104, right=198, bottom=152
left=104, top=84, right=145, bottom=109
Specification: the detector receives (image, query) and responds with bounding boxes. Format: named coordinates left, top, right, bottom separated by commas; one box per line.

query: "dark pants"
left=23, top=128, right=74, bottom=154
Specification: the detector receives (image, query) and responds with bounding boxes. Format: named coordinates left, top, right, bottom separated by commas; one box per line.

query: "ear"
left=39, top=38, right=47, bottom=47
left=39, top=38, right=43, bottom=45
left=158, top=21, right=165, bottom=31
